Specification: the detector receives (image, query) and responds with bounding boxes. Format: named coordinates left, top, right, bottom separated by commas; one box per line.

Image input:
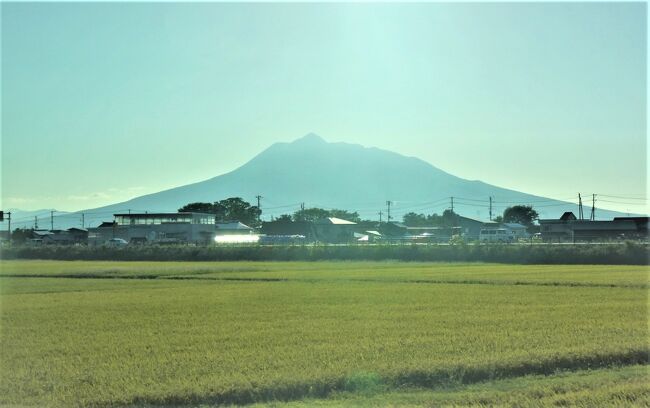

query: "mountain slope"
left=38, top=134, right=628, bottom=228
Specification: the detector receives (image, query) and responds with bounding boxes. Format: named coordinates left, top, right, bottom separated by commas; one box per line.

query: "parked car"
left=479, top=228, right=515, bottom=243
left=106, top=238, right=128, bottom=247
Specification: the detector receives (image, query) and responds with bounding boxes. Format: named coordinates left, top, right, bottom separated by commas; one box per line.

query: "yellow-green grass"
left=258, top=365, right=649, bottom=407
left=0, top=260, right=648, bottom=407
left=1, top=260, right=648, bottom=287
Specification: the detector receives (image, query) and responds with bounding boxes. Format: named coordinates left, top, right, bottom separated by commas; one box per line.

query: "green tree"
left=329, top=209, right=361, bottom=223
left=274, top=214, right=293, bottom=223
left=502, top=205, right=539, bottom=227
left=441, top=209, right=459, bottom=227
left=10, top=228, right=33, bottom=243
left=425, top=213, right=444, bottom=226
left=177, top=202, right=214, bottom=214
left=403, top=212, right=428, bottom=226
left=178, top=197, right=261, bottom=227
left=293, top=208, right=331, bottom=222
left=292, top=208, right=360, bottom=223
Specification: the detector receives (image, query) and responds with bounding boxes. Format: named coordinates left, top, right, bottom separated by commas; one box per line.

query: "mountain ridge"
left=11, top=134, right=631, bottom=228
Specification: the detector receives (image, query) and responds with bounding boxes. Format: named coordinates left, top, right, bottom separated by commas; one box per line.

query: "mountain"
left=4, top=209, right=71, bottom=229
left=31, top=134, right=631, bottom=228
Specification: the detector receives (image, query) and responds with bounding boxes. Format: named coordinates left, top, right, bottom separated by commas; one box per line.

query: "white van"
left=479, top=228, right=515, bottom=243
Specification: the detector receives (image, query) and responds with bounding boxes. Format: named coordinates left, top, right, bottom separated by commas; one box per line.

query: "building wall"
left=89, top=224, right=215, bottom=245
left=457, top=218, right=487, bottom=240
left=539, top=219, right=639, bottom=242
left=313, top=224, right=357, bottom=243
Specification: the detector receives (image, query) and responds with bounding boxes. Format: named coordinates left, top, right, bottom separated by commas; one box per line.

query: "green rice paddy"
left=0, top=260, right=647, bottom=407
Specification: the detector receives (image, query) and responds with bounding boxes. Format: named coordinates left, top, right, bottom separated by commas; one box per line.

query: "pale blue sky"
left=1, top=2, right=647, bottom=213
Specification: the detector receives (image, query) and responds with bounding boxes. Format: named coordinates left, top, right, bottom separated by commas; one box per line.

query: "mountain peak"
left=292, top=133, right=327, bottom=144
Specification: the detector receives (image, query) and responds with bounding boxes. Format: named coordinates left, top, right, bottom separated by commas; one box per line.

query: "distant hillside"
left=28, top=134, right=631, bottom=228
left=4, top=209, right=71, bottom=230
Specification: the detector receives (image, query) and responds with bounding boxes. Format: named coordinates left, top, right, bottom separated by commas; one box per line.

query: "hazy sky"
left=1, top=2, right=647, bottom=214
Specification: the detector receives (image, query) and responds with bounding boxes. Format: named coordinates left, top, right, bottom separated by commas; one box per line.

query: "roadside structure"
left=313, top=217, right=358, bottom=243
left=538, top=212, right=645, bottom=242
left=215, top=222, right=254, bottom=235
left=88, top=212, right=216, bottom=245
left=379, top=222, right=461, bottom=242
left=261, top=217, right=359, bottom=243
left=456, top=216, right=498, bottom=240
left=260, top=220, right=313, bottom=243
left=29, top=228, right=89, bottom=245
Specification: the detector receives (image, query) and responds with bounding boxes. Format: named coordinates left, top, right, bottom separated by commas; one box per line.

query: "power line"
left=454, top=196, right=489, bottom=203
left=597, top=199, right=648, bottom=206
left=597, top=194, right=647, bottom=200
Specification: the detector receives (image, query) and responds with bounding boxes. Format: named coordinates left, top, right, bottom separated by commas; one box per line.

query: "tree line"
left=8, top=198, right=541, bottom=242
left=178, top=198, right=540, bottom=230
left=402, top=205, right=539, bottom=229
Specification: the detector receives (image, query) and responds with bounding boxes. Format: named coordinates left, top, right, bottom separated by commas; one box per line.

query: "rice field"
left=0, top=260, right=648, bottom=407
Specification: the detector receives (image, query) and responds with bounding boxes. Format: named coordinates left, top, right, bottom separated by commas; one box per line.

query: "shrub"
left=0, top=242, right=647, bottom=265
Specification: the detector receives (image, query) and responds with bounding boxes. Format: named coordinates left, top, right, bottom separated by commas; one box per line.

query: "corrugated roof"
left=216, top=222, right=253, bottom=230
left=326, top=217, right=357, bottom=225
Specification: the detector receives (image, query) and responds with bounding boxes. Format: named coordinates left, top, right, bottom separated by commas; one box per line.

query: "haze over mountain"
left=12, top=134, right=631, bottom=229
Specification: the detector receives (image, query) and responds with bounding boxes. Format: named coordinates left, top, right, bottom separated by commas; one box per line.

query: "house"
left=67, top=228, right=89, bottom=243
left=456, top=216, right=498, bottom=240
left=261, top=218, right=366, bottom=243
left=89, top=212, right=216, bottom=245
left=354, top=230, right=382, bottom=243
left=213, top=222, right=259, bottom=244
left=613, top=217, right=649, bottom=237
left=30, top=228, right=88, bottom=245
left=379, top=222, right=408, bottom=238
left=379, top=222, right=461, bottom=242
left=260, top=221, right=315, bottom=240
left=539, top=212, right=640, bottom=242
left=312, top=217, right=358, bottom=243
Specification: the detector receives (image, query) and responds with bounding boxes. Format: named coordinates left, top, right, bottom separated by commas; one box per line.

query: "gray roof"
left=315, top=217, right=357, bottom=225
left=457, top=215, right=496, bottom=224
left=216, top=222, right=253, bottom=230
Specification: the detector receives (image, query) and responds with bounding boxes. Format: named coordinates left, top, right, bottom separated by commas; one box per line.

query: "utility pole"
left=487, top=196, right=492, bottom=221
left=81, top=213, right=85, bottom=229
left=590, top=194, right=596, bottom=221
left=2, top=211, right=12, bottom=242
left=255, top=195, right=263, bottom=223
left=578, top=194, right=584, bottom=220
left=378, top=211, right=383, bottom=223
left=450, top=197, right=454, bottom=213
left=34, top=216, right=38, bottom=230
left=300, top=202, right=305, bottom=212
left=51, top=211, right=54, bottom=231
left=386, top=201, right=392, bottom=222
